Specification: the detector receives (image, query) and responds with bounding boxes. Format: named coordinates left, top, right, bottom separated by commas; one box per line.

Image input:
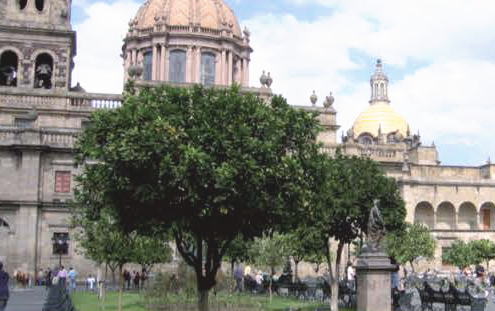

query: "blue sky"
left=71, top=0, right=495, bottom=166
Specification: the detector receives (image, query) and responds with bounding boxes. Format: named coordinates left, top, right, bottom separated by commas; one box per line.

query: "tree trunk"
left=198, top=289, right=209, bottom=311
left=118, top=265, right=123, bottom=311
left=294, top=261, right=299, bottom=282
left=325, top=239, right=335, bottom=311
left=231, top=260, right=235, bottom=278
left=410, top=261, right=415, bottom=273
left=331, top=241, right=345, bottom=311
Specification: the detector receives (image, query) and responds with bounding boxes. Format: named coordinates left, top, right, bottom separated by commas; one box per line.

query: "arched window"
left=380, top=83, right=385, bottom=97
left=19, top=0, right=28, bottom=10
left=458, top=202, right=477, bottom=230
left=480, top=202, right=495, bottom=230
left=358, top=134, right=373, bottom=145
left=35, top=0, right=44, bottom=11
left=0, top=50, right=19, bottom=87
left=0, top=218, right=9, bottom=230
left=414, top=202, right=434, bottom=229
left=437, top=202, right=455, bottom=230
left=143, top=50, right=152, bottom=81
left=201, top=52, right=216, bottom=86
left=34, top=53, right=53, bottom=89
left=169, top=50, right=186, bottom=83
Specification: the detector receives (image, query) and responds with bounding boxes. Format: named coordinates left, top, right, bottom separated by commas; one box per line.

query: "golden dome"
left=353, top=102, right=409, bottom=138
left=132, top=0, right=242, bottom=37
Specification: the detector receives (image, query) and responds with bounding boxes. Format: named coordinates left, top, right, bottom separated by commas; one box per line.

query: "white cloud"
left=72, top=0, right=140, bottom=93
left=242, top=1, right=495, bottom=164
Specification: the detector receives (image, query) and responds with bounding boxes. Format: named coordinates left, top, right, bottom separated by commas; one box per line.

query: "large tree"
left=301, top=151, right=406, bottom=311
left=386, top=223, right=436, bottom=272
left=75, top=85, right=320, bottom=311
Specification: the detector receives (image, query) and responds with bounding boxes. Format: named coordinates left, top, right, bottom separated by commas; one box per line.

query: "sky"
left=70, top=0, right=495, bottom=166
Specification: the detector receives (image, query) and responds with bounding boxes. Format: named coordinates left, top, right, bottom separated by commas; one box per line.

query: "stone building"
left=0, top=0, right=493, bottom=278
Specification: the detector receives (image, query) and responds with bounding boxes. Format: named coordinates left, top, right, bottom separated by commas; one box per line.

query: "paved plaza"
left=5, top=287, right=46, bottom=311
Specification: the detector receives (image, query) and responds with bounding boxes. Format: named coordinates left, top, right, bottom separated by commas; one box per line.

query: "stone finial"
left=310, top=90, right=318, bottom=106
left=260, top=70, right=267, bottom=87
left=323, top=92, right=334, bottom=108
left=266, top=72, right=273, bottom=88
left=243, top=26, right=251, bottom=37
left=488, top=157, right=491, bottom=165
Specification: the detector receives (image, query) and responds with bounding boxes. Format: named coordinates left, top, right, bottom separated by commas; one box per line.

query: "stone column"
left=195, top=47, right=201, bottom=84
left=215, top=52, right=222, bottom=85
left=244, top=59, right=250, bottom=87
left=355, top=251, right=395, bottom=311
left=131, top=49, right=137, bottom=65
left=220, top=49, right=226, bottom=85
left=185, top=47, right=192, bottom=83
left=160, top=45, right=167, bottom=81
left=152, top=45, right=158, bottom=80
left=227, top=51, right=233, bottom=85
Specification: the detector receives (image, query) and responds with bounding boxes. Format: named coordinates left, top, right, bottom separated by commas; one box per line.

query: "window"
left=34, top=53, right=53, bottom=89
left=201, top=52, right=216, bottom=86
left=35, top=0, right=44, bottom=11
left=52, top=232, right=69, bottom=255
left=0, top=50, right=19, bottom=87
left=143, top=50, right=152, bottom=81
left=14, top=118, right=33, bottom=128
left=19, top=0, right=27, bottom=10
left=358, top=134, right=373, bottom=145
left=169, top=50, right=186, bottom=83
left=55, top=171, right=71, bottom=193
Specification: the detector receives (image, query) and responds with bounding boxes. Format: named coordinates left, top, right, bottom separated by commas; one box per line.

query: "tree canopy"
left=75, top=85, right=321, bottom=311
left=386, top=223, right=436, bottom=271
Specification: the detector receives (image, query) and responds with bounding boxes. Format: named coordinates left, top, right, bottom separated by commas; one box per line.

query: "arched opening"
left=142, top=50, right=152, bottom=81
left=0, top=50, right=19, bottom=87
left=169, top=50, right=186, bottom=83
left=34, top=53, right=53, bottom=89
left=35, top=0, right=44, bottom=11
left=414, top=201, right=434, bottom=229
left=19, top=0, right=27, bottom=10
left=458, top=202, right=477, bottom=230
left=201, top=52, right=216, bottom=86
left=437, top=202, right=455, bottom=230
left=480, top=202, right=495, bottom=230
left=358, top=133, right=374, bottom=145
left=380, top=83, right=385, bottom=97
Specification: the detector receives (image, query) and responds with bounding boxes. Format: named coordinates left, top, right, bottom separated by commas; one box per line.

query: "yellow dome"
left=353, top=102, right=409, bottom=138
left=132, top=0, right=242, bottom=37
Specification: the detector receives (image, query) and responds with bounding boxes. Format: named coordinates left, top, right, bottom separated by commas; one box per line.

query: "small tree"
left=224, top=235, right=252, bottom=277
left=469, top=239, right=495, bottom=269
left=249, top=232, right=288, bottom=300
left=442, top=240, right=475, bottom=269
left=386, top=223, right=436, bottom=272
left=131, top=234, right=173, bottom=287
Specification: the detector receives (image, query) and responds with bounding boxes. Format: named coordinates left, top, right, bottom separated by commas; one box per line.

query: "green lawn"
left=72, top=291, right=355, bottom=311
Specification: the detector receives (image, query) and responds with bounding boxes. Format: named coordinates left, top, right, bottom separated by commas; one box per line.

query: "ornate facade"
left=0, top=0, right=493, bottom=279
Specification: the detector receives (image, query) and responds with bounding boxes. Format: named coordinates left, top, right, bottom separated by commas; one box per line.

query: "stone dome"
left=353, top=102, right=409, bottom=138
left=132, top=0, right=242, bottom=37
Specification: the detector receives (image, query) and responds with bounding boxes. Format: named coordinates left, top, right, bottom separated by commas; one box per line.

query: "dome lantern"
left=369, top=59, right=390, bottom=104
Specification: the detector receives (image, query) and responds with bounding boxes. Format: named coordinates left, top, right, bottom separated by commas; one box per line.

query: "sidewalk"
left=6, top=286, right=47, bottom=311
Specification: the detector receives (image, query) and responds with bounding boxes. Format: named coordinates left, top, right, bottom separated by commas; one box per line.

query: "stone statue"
left=35, top=63, right=52, bottom=89
left=364, top=199, right=386, bottom=253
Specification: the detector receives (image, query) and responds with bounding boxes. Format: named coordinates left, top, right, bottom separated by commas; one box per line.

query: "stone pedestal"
left=355, top=251, right=395, bottom=311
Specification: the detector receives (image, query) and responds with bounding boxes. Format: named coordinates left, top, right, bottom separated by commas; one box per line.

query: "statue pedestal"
left=355, top=251, right=395, bottom=311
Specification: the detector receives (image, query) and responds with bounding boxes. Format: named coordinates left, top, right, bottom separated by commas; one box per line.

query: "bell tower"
left=369, top=59, right=390, bottom=104
left=0, top=0, right=76, bottom=89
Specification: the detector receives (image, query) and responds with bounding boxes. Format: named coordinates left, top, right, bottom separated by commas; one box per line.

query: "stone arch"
left=414, top=201, right=434, bottom=229
left=436, top=201, right=455, bottom=230
left=458, top=202, right=477, bottom=230
left=357, top=133, right=374, bottom=145
left=0, top=50, right=19, bottom=87
left=33, top=53, right=54, bottom=89
left=19, top=0, right=28, bottom=10
left=480, top=202, right=495, bottom=230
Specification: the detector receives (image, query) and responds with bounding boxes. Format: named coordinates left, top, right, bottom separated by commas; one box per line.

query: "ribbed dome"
left=132, top=0, right=242, bottom=37
left=353, top=102, right=409, bottom=138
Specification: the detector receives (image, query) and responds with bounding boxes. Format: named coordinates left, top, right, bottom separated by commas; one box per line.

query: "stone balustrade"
left=0, top=126, right=79, bottom=149
left=0, top=86, right=122, bottom=111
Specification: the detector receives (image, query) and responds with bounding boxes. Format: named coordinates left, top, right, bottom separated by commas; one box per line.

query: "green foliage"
left=249, top=232, right=288, bottom=275
left=131, top=234, right=173, bottom=273
left=442, top=240, right=476, bottom=269
left=224, top=235, right=253, bottom=266
left=75, top=84, right=321, bottom=300
left=386, top=223, right=436, bottom=270
left=468, top=239, right=495, bottom=268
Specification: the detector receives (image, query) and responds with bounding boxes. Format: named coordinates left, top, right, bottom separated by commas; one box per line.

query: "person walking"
left=68, top=267, right=77, bottom=292
left=58, top=266, right=67, bottom=287
left=0, top=262, right=10, bottom=311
